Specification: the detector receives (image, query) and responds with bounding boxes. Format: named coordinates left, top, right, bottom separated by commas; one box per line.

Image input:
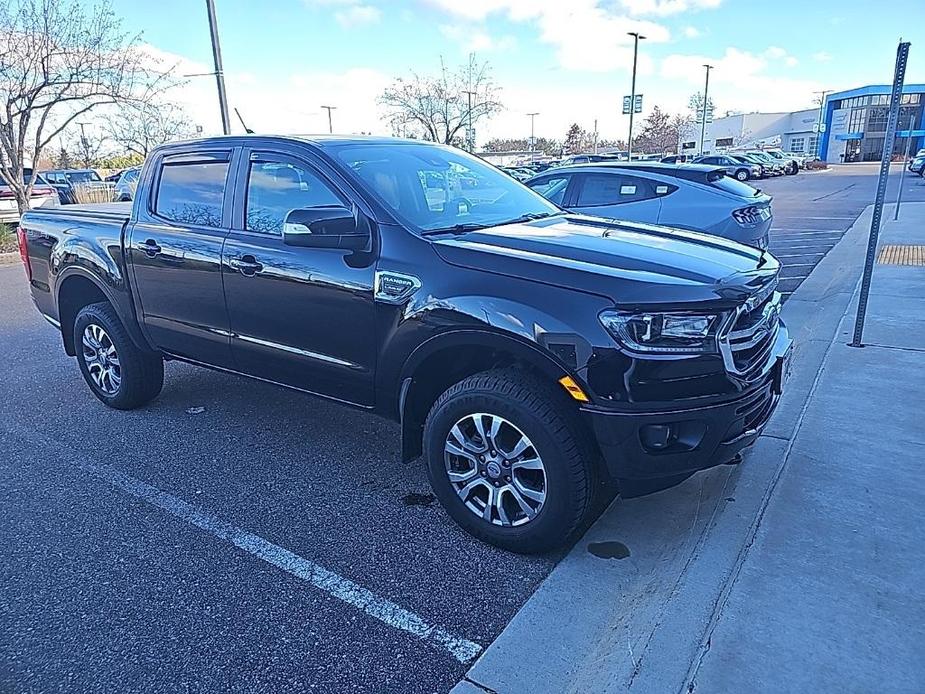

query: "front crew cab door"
left=569, top=172, right=662, bottom=224
left=127, top=148, right=238, bottom=368
left=222, top=146, right=377, bottom=407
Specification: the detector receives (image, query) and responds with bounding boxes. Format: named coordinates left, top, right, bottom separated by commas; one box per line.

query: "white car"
left=0, top=169, right=59, bottom=223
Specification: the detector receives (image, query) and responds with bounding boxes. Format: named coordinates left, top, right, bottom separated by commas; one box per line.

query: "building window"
left=790, top=137, right=805, bottom=152
left=681, top=141, right=696, bottom=150
left=867, top=107, right=889, bottom=132
left=714, top=137, right=733, bottom=147
left=847, top=107, right=866, bottom=133
left=807, top=135, right=818, bottom=156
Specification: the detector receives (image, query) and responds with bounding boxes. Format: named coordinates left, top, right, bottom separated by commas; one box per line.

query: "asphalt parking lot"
left=757, top=163, right=925, bottom=298
left=3, top=163, right=925, bottom=694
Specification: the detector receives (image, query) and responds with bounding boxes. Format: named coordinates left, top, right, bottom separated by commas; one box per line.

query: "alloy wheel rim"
left=82, top=324, right=121, bottom=396
left=444, top=413, right=547, bottom=527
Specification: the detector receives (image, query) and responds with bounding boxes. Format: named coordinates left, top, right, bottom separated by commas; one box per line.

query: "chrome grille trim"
left=719, top=290, right=782, bottom=376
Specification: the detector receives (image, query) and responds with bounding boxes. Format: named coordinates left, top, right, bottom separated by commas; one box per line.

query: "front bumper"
left=583, top=326, right=792, bottom=482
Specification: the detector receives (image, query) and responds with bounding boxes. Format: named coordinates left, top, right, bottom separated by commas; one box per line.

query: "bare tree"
left=0, top=0, right=166, bottom=215
left=106, top=99, right=197, bottom=158
left=633, top=106, right=682, bottom=154
left=379, top=56, right=502, bottom=145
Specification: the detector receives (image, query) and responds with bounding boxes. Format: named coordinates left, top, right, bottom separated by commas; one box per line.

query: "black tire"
left=786, top=162, right=798, bottom=175
left=74, top=302, right=164, bottom=410
left=735, top=169, right=749, bottom=181
left=424, top=369, right=595, bottom=554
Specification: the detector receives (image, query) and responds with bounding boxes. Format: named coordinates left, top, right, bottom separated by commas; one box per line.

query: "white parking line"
left=773, top=252, right=826, bottom=258
left=770, top=244, right=836, bottom=250
left=84, top=459, right=484, bottom=664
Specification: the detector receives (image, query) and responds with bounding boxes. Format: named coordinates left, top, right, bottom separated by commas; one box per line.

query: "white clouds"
left=764, top=46, right=787, bottom=59
left=683, top=26, right=701, bottom=38
left=660, top=47, right=820, bottom=113
left=813, top=51, right=833, bottom=63
left=619, top=0, right=722, bottom=16
left=304, top=0, right=382, bottom=27
left=438, top=24, right=516, bottom=53
left=427, top=0, right=670, bottom=73
left=335, top=4, right=381, bottom=27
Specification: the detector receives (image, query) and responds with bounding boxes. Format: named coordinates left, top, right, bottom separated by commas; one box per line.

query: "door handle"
left=228, top=255, right=264, bottom=276
left=136, top=239, right=161, bottom=257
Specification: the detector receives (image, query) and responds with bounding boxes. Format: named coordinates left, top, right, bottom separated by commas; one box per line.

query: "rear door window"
left=576, top=173, right=655, bottom=206
left=155, top=160, right=230, bottom=228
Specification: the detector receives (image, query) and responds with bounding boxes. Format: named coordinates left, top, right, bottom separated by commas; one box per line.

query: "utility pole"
left=593, top=118, right=599, bottom=154
left=699, top=64, right=713, bottom=155
left=627, top=32, right=645, bottom=159
left=462, top=90, right=476, bottom=152
left=321, top=105, right=336, bottom=134
left=527, top=112, right=539, bottom=163
left=205, top=0, right=231, bottom=135
left=812, top=89, right=832, bottom=160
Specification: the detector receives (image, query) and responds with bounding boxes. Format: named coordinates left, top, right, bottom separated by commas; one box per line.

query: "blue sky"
left=110, top=0, right=925, bottom=143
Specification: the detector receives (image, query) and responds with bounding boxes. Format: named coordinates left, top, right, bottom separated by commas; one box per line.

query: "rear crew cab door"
left=569, top=172, right=662, bottom=223
left=127, top=148, right=239, bottom=368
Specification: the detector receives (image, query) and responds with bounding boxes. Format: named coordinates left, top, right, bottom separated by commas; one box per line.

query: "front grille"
left=724, top=291, right=781, bottom=375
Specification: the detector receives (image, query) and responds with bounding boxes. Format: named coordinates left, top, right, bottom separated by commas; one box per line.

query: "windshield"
left=64, top=171, right=102, bottom=184
left=332, top=142, right=559, bottom=232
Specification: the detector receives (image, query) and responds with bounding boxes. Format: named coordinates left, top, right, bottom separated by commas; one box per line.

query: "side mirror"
left=282, top=205, right=368, bottom=250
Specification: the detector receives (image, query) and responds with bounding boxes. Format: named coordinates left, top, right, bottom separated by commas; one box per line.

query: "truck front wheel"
left=74, top=302, right=164, bottom=410
left=424, top=369, right=595, bottom=553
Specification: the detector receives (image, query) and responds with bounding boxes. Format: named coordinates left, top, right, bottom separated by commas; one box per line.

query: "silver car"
left=525, top=162, right=773, bottom=249
left=115, top=166, right=141, bottom=201
left=692, top=154, right=761, bottom=181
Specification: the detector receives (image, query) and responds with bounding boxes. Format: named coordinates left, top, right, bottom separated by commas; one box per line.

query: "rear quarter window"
left=708, top=173, right=760, bottom=197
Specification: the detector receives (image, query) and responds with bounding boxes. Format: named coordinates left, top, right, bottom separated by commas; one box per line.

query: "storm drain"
left=877, top=245, right=925, bottom=266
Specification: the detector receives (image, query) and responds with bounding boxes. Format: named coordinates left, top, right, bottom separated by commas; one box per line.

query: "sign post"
left=851, top=41, right=911, bottom=348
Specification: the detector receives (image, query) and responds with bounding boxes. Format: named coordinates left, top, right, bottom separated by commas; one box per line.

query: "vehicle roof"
left=544, top=161, right=725, bottom=182
left=155, top=134, right=433, bottom=151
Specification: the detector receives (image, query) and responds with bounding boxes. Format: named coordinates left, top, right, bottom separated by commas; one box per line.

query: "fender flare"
left=55, top=266, right=153, bottom=354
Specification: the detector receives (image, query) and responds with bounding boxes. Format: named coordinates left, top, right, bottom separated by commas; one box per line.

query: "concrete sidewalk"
left=453, top=203, right=925, bottom=694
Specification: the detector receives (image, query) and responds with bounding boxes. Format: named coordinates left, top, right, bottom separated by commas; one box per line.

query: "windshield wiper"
left=501, top=211, right=565, bottom=225
left=421, top=223, right=491, bottom=236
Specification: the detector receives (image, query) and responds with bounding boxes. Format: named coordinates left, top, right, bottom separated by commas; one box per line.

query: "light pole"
left=321, top=105, right=336, bottom=134
left=77, top=121, right=91, bottom=167
left=205, top=0, right=231, bottom=135
left=699, top=64, right=713, bottom=155
left=627, top=32, right=645, bottom=159
left=462, top=90, right=476, bottom=152
left=812, top=89, right=831, bottom=160
left=527, top=112, right=539, bottom=162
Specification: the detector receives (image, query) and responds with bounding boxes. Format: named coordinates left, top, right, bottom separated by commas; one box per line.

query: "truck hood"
left=430, top=215, right=779, bottom=308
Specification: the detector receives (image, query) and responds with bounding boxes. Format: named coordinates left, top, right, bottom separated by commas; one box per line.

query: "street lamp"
left=699, top=64, right=713, bottom=156
left=205, top=0, right=231, bottom=135
left=627, top=32, right=646, bottom=159
left=320, top=105, right=337, bottom=134
left=462, top=90, right=476, bottom=152
left=527, top=112, right=539, bottom=162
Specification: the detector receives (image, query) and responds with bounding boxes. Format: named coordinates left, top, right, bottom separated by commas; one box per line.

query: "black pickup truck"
left=18, top=135, right=792, bottom=552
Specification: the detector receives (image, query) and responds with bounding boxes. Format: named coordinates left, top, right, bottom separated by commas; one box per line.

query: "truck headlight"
left=599, top=310, right=724, bottom=354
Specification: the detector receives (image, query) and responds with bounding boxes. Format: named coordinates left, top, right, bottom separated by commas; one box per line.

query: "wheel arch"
left=397, top=329, right=585, bottom=463
left=56, top=268, right=151, bottom=356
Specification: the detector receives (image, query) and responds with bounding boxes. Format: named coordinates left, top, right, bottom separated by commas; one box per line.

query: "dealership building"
left=679, top=83, right=925, bottom=163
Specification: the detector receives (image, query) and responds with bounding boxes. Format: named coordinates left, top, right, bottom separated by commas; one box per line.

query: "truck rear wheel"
left=423, top=369, right=594, bottom=553
left=74, top=302, right=164, bottom=410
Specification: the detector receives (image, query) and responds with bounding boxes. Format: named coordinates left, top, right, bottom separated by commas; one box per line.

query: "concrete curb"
left=0, top=252, right=19, bottom=266
left=451, top=203, right=899, bottom=694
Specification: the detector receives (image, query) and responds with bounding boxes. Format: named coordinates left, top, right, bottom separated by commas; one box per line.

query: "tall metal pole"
left=462, top=90, right=475, bottom=152
left=321, top=105, right=336, bottom=134
left=894, top=114, right=915, bottom=220
left=205, top=0, right=231, bottom=135
left=812, top=89, right=831, bottom=160
left=627, top=32, right=645, bottom=160
left=528, top=112, right=539, bottom=163
left=851, top=41, right=910, bottom=348
left=699, top=64, right=713, bottom=155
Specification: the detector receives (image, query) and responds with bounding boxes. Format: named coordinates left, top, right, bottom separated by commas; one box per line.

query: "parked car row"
left=907, top=149, right=925, bottom=176
left=0, top=169, right=59, bottom=223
